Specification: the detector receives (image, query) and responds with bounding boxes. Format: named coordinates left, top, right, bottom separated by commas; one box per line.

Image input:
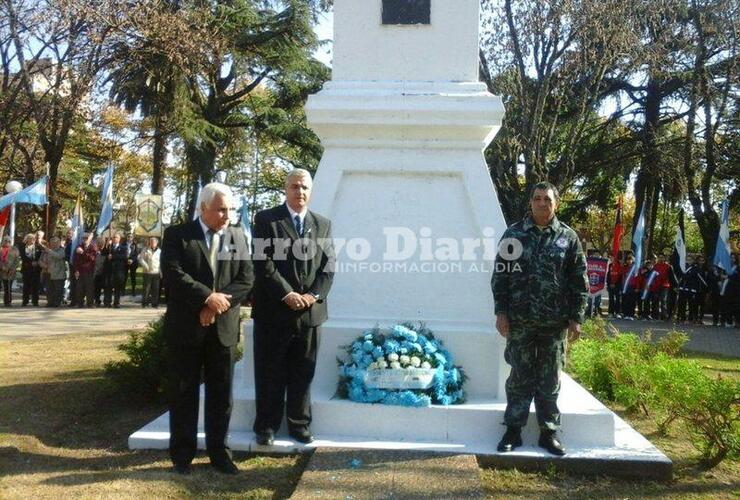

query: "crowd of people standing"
left=602, top=251, right=739, bottom=327
left=0, top=230, right=162, bottom=309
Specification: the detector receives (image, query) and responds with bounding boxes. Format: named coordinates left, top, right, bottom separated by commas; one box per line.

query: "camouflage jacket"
left=491, top=215, right=588, bottom=329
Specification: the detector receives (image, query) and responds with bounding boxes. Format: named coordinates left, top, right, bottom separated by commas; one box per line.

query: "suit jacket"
left=19, top=244, right=42, bottom=274
left=104, top=243, right=129, bottom=277
left=251, top=204, right=334, bottom=328
left=162, top=220, right=254, bottom=347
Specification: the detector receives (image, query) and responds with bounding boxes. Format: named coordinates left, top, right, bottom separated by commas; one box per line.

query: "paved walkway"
left=0, top=295, right=163, bottom=341
left=291, top=449, right=484, bottom=499
left=606, top=317, right=740, bottom=358
left=1, top=297, right=738, bottom=358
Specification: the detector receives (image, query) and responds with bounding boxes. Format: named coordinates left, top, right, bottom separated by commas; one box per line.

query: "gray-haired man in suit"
left=251, top=169, right=334, bottom=446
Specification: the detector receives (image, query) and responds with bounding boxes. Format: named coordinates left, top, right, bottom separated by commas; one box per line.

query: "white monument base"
left=129, top=323, right=671, bottom=474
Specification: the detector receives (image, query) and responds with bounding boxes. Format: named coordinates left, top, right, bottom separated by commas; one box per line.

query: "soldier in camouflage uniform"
left=491, top=181, right=588, bottom=456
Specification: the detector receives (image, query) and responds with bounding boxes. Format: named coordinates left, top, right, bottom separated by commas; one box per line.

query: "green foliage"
left=105, top=315, right=245, bottom=402
left=105, top=317, right=169, bottom=401
left=676, top=376, right=739, bottom=467
left=568, top=319, right=739, bottom=468
left=655, top=330, right=689, bottom=357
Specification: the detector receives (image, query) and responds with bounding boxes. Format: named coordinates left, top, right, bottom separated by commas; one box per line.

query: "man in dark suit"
left=103, top=233, right=128, bottom=308
left=251, top=168, right=334, bottom=446
left=162, top=182, right=254, bottom=475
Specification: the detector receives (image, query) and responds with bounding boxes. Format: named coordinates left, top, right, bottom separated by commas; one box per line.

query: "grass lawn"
left=0, top=331, right=306, bottom=499
left=1, top=332, right=737, bottom=499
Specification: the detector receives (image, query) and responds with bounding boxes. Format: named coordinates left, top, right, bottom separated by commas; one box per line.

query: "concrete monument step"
left=290, top=448, right=485, bottom=499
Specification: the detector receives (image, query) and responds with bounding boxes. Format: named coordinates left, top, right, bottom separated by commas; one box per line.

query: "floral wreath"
left=336, top=323, right=467, bottom=407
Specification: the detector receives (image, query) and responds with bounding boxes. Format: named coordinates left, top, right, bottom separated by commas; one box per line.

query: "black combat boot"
left=538, top=429, right=566, bottom=456
left=496, top=426, right=522, bottom=452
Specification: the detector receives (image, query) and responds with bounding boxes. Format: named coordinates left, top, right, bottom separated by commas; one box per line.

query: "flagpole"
left=9, top=203, right=16, bottom=243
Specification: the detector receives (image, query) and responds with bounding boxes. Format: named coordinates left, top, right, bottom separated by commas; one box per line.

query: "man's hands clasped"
left=200, top=292, right=233, bottom=327
left=283, top=291, right=316, bottom=311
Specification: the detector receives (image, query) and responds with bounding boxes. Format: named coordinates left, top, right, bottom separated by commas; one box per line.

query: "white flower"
left=399, top=355, right=411, bottom=365
left=368, top=362, right=378, bottom=370
left=377, top=359, right=388, bottom=369
left=410, top=356, right=421, bottom=367
left=387, top=353, right=399, bottom=362
left=390, top=361, right=402, bottom=370
left=421, top=361, right=432, bottom=369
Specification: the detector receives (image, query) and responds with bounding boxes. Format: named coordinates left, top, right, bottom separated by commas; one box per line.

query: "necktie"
left=294, top=214, right=303, bottom=237
left=208, top=230, right=220, bottom=285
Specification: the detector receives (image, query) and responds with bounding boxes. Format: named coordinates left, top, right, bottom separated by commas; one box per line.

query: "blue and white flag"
left=70, top=195, right=84, bottom=265
left=95, top=165, right=114, bottom=235
left=671, top=209, right=687, bottom=276
left=623, top=201, right=647, bottom=293
left=713, top=199, right=733, bottom=273
left=238, top=195, right=252, bottom=251
left=0, top=176, right=48, bottom=211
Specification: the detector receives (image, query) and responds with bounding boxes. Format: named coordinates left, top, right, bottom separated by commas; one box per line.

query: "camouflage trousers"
left=503, top=326, right=566, bottom=431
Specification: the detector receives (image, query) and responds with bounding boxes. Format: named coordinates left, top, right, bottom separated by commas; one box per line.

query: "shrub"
left=655, top=330, right=689, bottom=357
left=105, top=316, right=246, bottom=402
left=105, top=316, right=169, bottom=401
left=568, top=320, right=739, bottom=468
left=665, top=373, right=739, bottom=467
left=568, top=332, right=651, bottom=406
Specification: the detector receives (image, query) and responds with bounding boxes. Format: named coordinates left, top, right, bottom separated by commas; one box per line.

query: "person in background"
left=19, top=233, right=42, bottom=306
left=706, top=264, right=723, bottom=327
left=695, top=255, right=709, bottom=325
left=103, top=233, right=128, bottom=308
left=126, top=234, right=140, bottom=296
left=0, top=236, right=20, bottom=306
left=607, top=251, right=624, bottom=319
left=621, top=256, right=640, bottom=320
left=642, top=259, right=661, bottom=320
left=35, top=230, right=48, bottom=296
left=74, top=233, right=98, bottom=307
left=44, top=236, right=67, bottom=307
left=651, top=254, right=673, bottom=320
left=723, top=254, right=739, bottom=328
left=94, top=236, right=108, bottom=306
left=676, top=255, right=706, bottom=324
left=139, top=236, right=161, bottom=308
left=585, top=250, right=604, bottom=318
left=64, top=229, right=76, bottom=306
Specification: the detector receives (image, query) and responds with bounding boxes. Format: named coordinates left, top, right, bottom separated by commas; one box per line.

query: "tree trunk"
left=631, top=77, right=661, bottom=261
left=185, top=141, right=216, bottom=219
left=151, top=118, right=167, bottom=195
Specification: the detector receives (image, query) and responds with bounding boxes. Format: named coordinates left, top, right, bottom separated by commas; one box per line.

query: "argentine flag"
left=623, top=201, right=647, bottom=294
left=713, top=199, right=733, bottom=273
left=0, top=176, right=48, bottom=211
left=70, top=196, right=85, bottom=265
left=96, top=165, right=114, bottom=235
left=238, top=195, right=252, bottom=251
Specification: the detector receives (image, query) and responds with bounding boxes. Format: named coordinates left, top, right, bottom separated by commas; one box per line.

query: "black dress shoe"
left=173, top=463, right=192, bottom=475
left=255, top=430, right=274, bottom=446
left=496, top=426, right=522, bottom=452
left=538, top=431, right=566, bottom=456
left=211, top=458, right=239, bottom=475
left=289, top=428, right=314, bottom=444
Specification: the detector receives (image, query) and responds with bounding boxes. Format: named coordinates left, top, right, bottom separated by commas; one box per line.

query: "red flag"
left=611, top=197, right=624, bottom=259
left=0, top=206, right=10, bottom=227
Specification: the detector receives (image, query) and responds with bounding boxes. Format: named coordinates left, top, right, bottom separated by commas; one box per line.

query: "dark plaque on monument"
left=382, top=0, right=431, bottom=25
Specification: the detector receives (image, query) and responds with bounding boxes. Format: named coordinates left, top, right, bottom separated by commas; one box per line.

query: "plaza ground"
left=0, top=304, right=737, bottom=498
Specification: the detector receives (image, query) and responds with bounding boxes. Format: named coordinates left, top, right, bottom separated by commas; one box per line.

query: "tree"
left=480, top=0, right=641, bottom=223
left=681, top=0, right=739, bottom=259
left=4, top=0, right=113, bottom=230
